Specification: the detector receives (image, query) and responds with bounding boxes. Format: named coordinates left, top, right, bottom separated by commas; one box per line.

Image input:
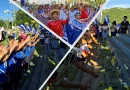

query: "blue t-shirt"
left=0, top=62, right=7, bottom=74
left=15, top=50, right=25, bottom=59
left=38, top=9, right=44, bottom=14
left=7, top=52, right=16, bottom=72
left=31, top=46, right=35, bottom=52
left=15, top=50, right=25, bottom=66
left=0, top=62, right=8, bottom=84
left=24, top=46, right=31, bottom=57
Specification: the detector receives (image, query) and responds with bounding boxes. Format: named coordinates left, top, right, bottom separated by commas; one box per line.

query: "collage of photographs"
left=0, top=0, right=130, bottom=90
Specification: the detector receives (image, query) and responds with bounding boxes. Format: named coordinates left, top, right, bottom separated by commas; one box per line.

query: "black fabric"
left=0, top=81, right=13, bottom=90
left=121, top=20, right=129, bottom=34
left=111, top=31, right=117, bottom=36
left=60, top=41, right=67, bottom=48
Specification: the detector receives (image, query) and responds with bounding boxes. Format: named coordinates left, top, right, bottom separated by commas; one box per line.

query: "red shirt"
left=47, top=19, right=69, bottom=37
left=81, top=8, right=88, bottom=19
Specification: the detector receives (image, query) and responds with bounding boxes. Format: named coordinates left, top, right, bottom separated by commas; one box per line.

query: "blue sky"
left=104, top=0, right=130, bottom=9
left=0, top=0, right=18, bottom=21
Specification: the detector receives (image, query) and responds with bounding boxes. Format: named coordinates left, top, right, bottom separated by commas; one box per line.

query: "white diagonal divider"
left=10, top=0, right=71, bottom=47
left=9, top=0, right=110, bottom=89
left=38, top=0, right=110, bottom=89
left=71, top=0, right=110, bottom=49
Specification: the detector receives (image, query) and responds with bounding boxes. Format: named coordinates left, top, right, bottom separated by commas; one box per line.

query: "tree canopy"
left=15, top=10, right=38, bottom=28
left=15, top=10, right=33, bottom=25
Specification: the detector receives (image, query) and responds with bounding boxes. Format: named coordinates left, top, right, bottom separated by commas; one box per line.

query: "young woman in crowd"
left=69, top=6, right=75, bottom=24
left=110, top=21, right=117, bottom=36
left=67, top=11, right=90, bottom=44
left=101, top=21, right=109, bottom=40
left=42, top=7, right=49, bottom=25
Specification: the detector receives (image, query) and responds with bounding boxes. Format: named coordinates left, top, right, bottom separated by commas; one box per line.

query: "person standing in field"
left=120, top=16, right=129, bottom=34
left=47, top=9, right=69, bottom=37
left=110, top=21, right=117, bottom=36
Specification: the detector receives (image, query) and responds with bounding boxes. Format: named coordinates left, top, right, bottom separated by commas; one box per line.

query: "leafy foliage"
left=15, top=10, right=39, bottom=28
left=0, top=19, right=6, bottom=27
left=15, top=10, right=32, bottom=25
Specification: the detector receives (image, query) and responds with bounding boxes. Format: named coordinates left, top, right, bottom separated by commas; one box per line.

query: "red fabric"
left=81, top=8, right=88, bottom=19
left=20, top=34, right=27, bottom=40
left=82, top=50, right=89, bottom=56
left=47, top=19, right=69, bottom=37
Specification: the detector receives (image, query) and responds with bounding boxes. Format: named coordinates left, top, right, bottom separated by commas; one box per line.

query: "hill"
left=102, top=7, right=130, bottom=24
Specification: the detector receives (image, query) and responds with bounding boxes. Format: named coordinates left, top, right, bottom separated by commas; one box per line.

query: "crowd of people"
left=91, top=16, right=130, bottom=40
left=0, top=23, right=68, bottom=90
left=44, top=15, right=130, bottom=89
left=39, top=30, right=69, bottom=63
left=0, top=26, right=40, bottom=90
left=20, top=1, right=101, bottom=44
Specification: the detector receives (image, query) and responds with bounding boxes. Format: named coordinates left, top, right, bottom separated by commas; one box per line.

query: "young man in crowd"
left=47, top=9, right=69, bottom=37
left=121, top=16, right=129, bottom=34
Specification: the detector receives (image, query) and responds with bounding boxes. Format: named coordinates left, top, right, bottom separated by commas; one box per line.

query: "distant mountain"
left=102, top=7, right=130, bottom=24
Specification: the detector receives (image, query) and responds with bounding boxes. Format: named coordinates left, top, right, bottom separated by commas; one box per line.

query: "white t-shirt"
left=102, top=26, right=109, bottom=31
left=45, top=37, right=50, bottom=43
left=69, top=11, right=75, bottom=24
left=111, top=25, right=117, bottom=32
left=72, top=47, right=82, bottom=58
left=80, top=44, right=90, bottom=52
left=59, top=10, right=67, bottom=20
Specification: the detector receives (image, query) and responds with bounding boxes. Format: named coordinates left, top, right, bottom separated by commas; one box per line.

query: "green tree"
left=95, top=0, right=106, bottom=7
left=0, top=19, right=6, bottom=27
left=15, top=10, right=38, bottom=28
left=15, top=10, right=33, bottom=25
left=85, top=0, right=106, bottom=7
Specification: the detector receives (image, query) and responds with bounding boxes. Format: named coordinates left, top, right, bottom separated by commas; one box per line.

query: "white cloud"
left=104, top=4, right=130, bottom=9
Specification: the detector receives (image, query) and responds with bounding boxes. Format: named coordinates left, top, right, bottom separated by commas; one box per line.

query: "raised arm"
left=17, top=36, right=31, bottom=51
left=0, top=46, right=9, bottom=61
left=62, top=11, right=70, bottom=25
left=32, top=38, right=40, bottom=46
left=2, top=40, right=18, bottom=62
left=62, top=18, right=69, bottom=25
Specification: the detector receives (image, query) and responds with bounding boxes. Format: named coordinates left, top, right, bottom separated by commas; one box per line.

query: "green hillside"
left=102, top=7, right=130, bottom=24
